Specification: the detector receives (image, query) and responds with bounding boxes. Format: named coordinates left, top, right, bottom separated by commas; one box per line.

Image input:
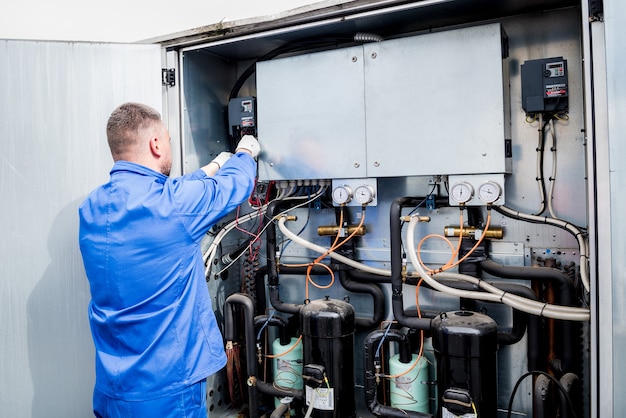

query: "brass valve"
left=317, top=224, right=366, bottom=237
left=444, top=226, right=504, bottom=239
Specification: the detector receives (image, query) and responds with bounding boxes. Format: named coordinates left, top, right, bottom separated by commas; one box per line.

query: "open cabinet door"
left=0, top=40, right=162, bottom=417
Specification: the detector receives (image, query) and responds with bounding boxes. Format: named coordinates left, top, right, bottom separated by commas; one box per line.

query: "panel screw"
left=373, top=161, right=380, bottom=167
left=371, top=52, right=377, bottom=59
left=354, top=162, right=360, bottom=168
left=352, top=56, right=358, bottom=62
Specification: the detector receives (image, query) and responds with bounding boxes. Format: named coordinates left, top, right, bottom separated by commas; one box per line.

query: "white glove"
left=211, top=151, right=233, bottom=168
left=236, top=135, right=261, bottom=158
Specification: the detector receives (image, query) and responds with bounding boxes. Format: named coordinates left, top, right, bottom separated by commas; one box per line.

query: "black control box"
left=228, top=96, right=257, bottom=137
left=521, top=57, right=568, bottom=113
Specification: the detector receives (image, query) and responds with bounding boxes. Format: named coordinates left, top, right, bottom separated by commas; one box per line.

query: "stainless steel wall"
left=599, top=0, right=626, bottom=415
left=0, top=40, right=161, bottom=417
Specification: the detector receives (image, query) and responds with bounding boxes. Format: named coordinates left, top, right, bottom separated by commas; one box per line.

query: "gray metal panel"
left=257, top=45, right=367, bottom=180
left=180, top=49, right=238, bottom=174
left=364, top=23, right=508, bottom=177
left=0, top=39, right=161, bottom=417
left=601, top=0, right=626, bottom=415
left=257, top=24, right=507, bottom=181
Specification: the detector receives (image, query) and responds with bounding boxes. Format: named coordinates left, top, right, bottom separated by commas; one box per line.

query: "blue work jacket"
left=78, top=153, right=256, bottom=401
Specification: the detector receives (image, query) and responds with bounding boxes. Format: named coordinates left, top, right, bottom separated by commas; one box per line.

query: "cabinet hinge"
left=162, top=68, right=176, bottom=87
left=589, top=0, right=604, bottom=21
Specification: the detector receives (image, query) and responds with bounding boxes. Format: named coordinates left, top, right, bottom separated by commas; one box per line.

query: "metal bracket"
left=161, top=68, right=175, bottom=87
left=589, top=0, right=604, bottom=21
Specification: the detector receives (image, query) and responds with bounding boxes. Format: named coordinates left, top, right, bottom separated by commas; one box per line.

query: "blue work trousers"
left=93, top=379, right=208, bottom=418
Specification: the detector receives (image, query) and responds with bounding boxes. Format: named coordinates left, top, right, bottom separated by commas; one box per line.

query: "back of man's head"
left=106, top=103, right=162, bottom=161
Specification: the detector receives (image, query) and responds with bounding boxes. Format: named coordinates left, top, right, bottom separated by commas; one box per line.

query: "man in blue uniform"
left=78, top=102, right=260, bottom=417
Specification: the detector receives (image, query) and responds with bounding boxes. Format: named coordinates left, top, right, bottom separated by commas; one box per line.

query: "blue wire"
left=257, top=310, right=275, bottom=341
left=375, top=321, right=393, bottom=359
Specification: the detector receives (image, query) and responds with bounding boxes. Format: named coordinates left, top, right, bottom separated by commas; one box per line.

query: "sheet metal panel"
left=0, top=40, right=161, bottom=417
left=364, top=23, right=508, bottom=177
left=257, top=45, right=367, bottom=180
left=256, top=23, right=508, bottom=180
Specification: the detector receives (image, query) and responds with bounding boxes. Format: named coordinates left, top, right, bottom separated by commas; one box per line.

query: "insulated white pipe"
left=406, top=215, right=590, bottom=322
left=495, top=205, right=590, bottom=294
left=277, top=216, right=391, bottom=277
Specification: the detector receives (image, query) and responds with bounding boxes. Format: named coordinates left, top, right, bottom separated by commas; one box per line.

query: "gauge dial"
left=478, top=181, right=502, bottom=204
left=450, top=181, right=474, bottom=204
left=354, top=184, right=375, bottom=205
left=332, top=185, right=353, bottom=205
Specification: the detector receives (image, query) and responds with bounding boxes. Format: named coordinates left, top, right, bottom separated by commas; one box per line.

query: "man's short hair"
left=106, top=103, right=162, bottom=160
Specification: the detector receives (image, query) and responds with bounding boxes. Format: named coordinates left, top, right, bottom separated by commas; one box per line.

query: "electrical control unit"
left=228, top=96, right=257, bottom=139
left=521, top=57, right=569, bottom=113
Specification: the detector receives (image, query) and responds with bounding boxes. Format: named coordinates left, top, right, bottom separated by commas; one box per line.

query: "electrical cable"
left=547, top=117, right=558, bottom=218
left=506, top=371, right=577, bottom=418
left=533, top=113, right=548, bottom=216
left=256, top=310, right=275, bottom=341
left=204, top=185, right=327, bottom=279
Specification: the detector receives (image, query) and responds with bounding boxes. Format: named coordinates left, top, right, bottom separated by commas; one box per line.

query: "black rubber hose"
left=265, top=200, right=290, bottom=288
left=338, top=269, right=385, bottom=330
left=266, top=264, right=332, bottom=314
left=390, top=197, right=433, bottom=330
left=268, top=286, right=302, bottom=315
left=479, top=260, right=576, bottom=302
left=224, top=293, right=259, bottom=418
left=254, top=265, right=268, bottom=316
left=363, top=328, right=433, bottom=418
left=257, top=380, right=304, bottom=400
left=346, top=264, right=421, bottom=287
left=264, top=200, right=309, bottom=314
left=280, top=263, right=387, bottom=329
left=480, top=259, right=578, bottom=372
left=254, top=314, right=289, bottom=345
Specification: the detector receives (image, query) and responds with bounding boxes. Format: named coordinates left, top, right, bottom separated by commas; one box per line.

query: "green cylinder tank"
left=389, top=353, right=430, bottom=414
left=272, top=337, right=303, bottom=408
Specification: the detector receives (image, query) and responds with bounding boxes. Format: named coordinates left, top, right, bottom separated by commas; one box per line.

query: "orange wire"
left=384, top=278, right=425, bottom=380
left=417, top=233, right=456, bottom=273
left=265, top=335, right=303, bottom=359
left=415, top=208, right=491, bottom=274
left=447, top=208, right=491, bottom=269
left=277, top=207, right=366, bottom=300
left=298, top=206, right=366, bottom=299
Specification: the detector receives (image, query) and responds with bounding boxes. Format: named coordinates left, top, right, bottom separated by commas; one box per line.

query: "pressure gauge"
left=478, top=181, right=502, bottom=204
left=332, top=185, right=353, bottom=205
left=354, top=184, right=376, bottom=205
left=450, top=181, right=474, bottom=204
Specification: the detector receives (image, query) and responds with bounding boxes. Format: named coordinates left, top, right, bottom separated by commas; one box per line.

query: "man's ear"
left=149, top=136, right=162, bottom=157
